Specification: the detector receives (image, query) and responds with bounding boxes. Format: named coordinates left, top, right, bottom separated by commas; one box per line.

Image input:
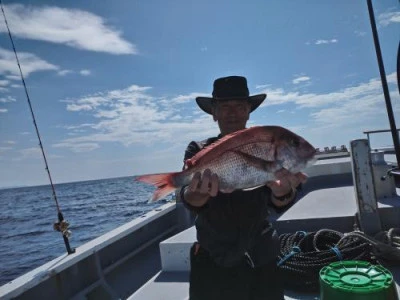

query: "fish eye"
left=291, top=138, right=300, bottom=147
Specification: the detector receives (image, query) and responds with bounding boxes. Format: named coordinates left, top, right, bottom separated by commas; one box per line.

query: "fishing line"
left=0, top=0, right=75, bottom=254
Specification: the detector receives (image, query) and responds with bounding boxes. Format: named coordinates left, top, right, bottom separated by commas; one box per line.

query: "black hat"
left=195, top=76, right=266, bottom=115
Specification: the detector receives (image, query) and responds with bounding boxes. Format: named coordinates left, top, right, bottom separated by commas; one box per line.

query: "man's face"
left=212, top=99, right=251, bottom=135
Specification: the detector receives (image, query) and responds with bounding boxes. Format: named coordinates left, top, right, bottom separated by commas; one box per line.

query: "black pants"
left=189, top=243, right=284, bottom=300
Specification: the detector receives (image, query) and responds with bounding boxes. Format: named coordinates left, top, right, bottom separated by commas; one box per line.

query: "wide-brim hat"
left=195, top=76, right=266, bottom=115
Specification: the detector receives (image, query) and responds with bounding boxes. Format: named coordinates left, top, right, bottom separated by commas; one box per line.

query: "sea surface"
left=0, top=176, right=167, bottom=286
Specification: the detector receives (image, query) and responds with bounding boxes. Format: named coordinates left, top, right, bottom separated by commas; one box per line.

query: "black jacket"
left=180, top=136, right=283, bottom=267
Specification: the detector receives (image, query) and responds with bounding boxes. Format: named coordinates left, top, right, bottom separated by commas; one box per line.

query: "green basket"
left=319, top=260, right=398, bottom=300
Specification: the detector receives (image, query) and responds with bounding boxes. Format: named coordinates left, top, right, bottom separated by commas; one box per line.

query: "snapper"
left=136, top=126, right=316, bottom=202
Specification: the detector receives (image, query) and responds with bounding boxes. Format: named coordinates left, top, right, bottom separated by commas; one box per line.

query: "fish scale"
left=194, top=144, right=277, bottom=191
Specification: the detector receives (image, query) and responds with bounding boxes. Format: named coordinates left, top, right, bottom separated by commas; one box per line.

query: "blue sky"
left=0, top=0, right=399, bottom=188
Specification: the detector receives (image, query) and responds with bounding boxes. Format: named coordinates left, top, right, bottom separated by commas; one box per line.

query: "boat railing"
left=315, top=145, right=349, bottom=160
left=364, top=128, right=400, bottom=148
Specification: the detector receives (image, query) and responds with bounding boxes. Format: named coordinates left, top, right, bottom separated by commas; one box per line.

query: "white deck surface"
left=127, top=271, right=190, bottom=300
left=160, top=227, right=194, bottom=272
left=127, top=270, right=325, bottom=300
left=280, top=186, right=356, bottom=220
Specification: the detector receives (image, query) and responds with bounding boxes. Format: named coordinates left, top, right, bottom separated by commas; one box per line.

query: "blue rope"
left=330, top=246, right=343, bottom=261
left=296, top=231, right=308, bottom=237
left=277, top=246, right=301, bottom=266
left=277, top=232, right=307, bottom=267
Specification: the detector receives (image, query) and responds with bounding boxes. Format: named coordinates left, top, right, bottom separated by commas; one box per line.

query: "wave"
left=3, top=230, right=50, bottom=239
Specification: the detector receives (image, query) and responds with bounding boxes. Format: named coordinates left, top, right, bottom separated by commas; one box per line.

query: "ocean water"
left=0, top=176, right=166, bottom=286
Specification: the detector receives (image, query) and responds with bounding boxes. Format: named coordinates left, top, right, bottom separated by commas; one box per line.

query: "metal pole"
left=350, top=139, right=382, bottom=235
left=366, top=0, right=400, bottom=167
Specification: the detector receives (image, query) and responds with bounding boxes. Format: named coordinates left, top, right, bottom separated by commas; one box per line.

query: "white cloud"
left=255, top=75, right=399, bottom=150
left=315, top=39, right=338, bottom=45
left=53, top=142, right=99, bottom=153
left=0, top=146, right=13, bottom=154
left=5, top=75, right=20, bottom=81
left=80, top=69, right=91, bottom=76
left=57, top=84, right=216, bottom=152
left=0, top=108, right=7, bottom=113
left=0, top=4, right=137, bottom=55
left=292, top=76, right=310, bottom=85
left=125, top=85, right=152, bottom=92
left=354, top=30, right=367, bottom=37
left=0, top=80, right=9, bottom=86
left=65, top=95, right=110, bottom=111
left=171, top=93, right=207, bottom=103
left=55, top=72, right=399, bottom=157
left=258, top=72, right=397, bottom=109
left=0, top=96, right=16, bottom=103
left=57, top=69, right=91, bottom=78
left=94, top=110, right=118, bottom=118
left=66, top=103, right=93, bottom=111
left=378, top=11, right=400, bottom=27
left=255, top=84, right=271, bottom=90
left=58, top=70, right=73, bottom=76
left=0, top=47, right=58, bottom=77
left=257, top=73, right=400, bottom=148
left=14, top=147, right=41, bottom=160
left=62, top=123, right=95, bottom=130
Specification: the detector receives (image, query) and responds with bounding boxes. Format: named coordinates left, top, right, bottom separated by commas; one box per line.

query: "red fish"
left=136, top=126, right=316, bottom=202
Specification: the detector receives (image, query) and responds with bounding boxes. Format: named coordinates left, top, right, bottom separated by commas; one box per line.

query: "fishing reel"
left=53, top=220, right=72, bottom=238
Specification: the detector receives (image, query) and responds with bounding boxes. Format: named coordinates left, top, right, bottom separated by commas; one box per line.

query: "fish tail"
left=135, top=172, right=181, bottom=202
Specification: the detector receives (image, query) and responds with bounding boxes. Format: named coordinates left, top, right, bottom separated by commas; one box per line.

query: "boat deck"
left=128, top=167, right=400, bottom=299
left=128, top=267, right=400, bottom=300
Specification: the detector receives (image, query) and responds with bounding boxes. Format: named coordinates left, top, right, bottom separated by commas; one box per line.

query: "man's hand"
left=184, top=168, right=219, bottom=207
left=266, top=169, right=307, bottom=206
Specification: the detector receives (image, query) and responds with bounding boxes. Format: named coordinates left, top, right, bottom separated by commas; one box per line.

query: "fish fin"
left=232, top=150, right=280, bottom=171
left=135, top=172, right=179, bottom=202
left=189, top=126, right=274, bottom=166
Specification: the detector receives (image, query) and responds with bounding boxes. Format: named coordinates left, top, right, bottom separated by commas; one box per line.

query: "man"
left=179, top=76, right=306, bottom=300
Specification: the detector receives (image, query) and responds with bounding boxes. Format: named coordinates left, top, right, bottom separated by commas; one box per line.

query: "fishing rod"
left=0, top=1, right=75, bottom=254
left=366, top=0, right=400, bottom=184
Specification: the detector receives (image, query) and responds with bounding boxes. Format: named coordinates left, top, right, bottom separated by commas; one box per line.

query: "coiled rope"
left=277, top=228, right=400, bottom=292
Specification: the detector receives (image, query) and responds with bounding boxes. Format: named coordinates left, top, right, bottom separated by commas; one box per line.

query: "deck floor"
left=128, top=171, right=400, bottom=299
left=127, top=270, right=323, bottom=299
left=128, top=268, right=400, bottom=299
left=127, top=264, right=400, bottom=299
